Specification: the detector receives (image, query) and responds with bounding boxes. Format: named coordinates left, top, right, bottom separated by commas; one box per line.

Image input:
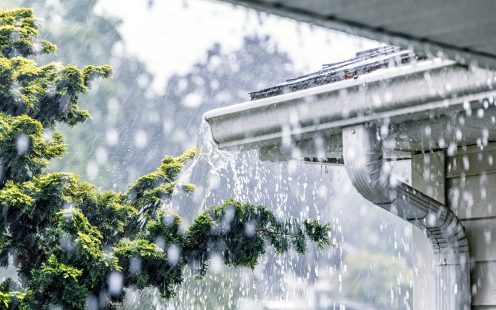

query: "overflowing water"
left=119, top=119, right=414, bottom=310
left=172, top=119, right=235, bottom=219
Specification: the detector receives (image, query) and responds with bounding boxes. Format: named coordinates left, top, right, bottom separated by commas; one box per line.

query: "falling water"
left=171, top=119, right=235, bottom=219
left=137, top=119, right=415, bottom=310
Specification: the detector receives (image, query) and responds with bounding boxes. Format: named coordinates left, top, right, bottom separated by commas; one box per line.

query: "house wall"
left=446, top=144, right=496, bottom=309
left=412, top=145, right=496, bottom=309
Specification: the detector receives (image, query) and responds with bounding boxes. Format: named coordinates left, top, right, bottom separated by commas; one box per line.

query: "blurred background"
left=1, top=0, right=413, bottom=309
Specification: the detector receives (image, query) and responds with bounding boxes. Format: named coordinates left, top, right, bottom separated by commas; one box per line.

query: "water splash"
left=154, top=120, right=414, bottom=310
left=171, top=118, right=235, bottom=218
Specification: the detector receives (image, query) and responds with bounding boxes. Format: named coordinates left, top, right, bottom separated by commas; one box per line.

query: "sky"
left=95, top=0, right=379, bottom=90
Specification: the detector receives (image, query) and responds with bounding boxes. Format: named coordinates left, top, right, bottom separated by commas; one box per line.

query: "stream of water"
left=140, top=119, right=414, bottom=310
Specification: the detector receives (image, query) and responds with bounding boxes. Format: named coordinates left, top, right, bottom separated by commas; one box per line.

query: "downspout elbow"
left=342, top=124, right=470, bottom=310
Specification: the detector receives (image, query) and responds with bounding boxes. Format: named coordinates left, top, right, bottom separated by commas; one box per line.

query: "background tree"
left=3, top=0, right=295, bottom=191
left=0, top=8, right=331, bottom=309
left=0, top=1, right=414, bottom=309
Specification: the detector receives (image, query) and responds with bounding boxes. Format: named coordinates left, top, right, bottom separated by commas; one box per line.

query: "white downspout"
left=342, top=124, right=470, bottom=310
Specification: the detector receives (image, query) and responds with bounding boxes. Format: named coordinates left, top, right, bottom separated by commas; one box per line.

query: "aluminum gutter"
left=204, top=60, right=496, bottom=151
left=205, top=60, right=452, bottom=119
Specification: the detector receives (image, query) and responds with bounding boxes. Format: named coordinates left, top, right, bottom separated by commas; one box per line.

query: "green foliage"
left=0, top=9, right=111, bottom=128
left=126, top=149, right=196, bottom=219
left=304, top=219, right=334, bottom=249
left=0, top=278, right=28, bottom=310
left=0, top=9, right=55, bottom=58
left=113, top=239, right=183, bottom=300
left=0, top=234, right=10, bottom=267
left=183, top=199, right=332, bottom=272
left=30, top=254, right=87, bottom=309
left=0, top=113, right=65, bottom=183
left=0, top=7, right=333, bottom=309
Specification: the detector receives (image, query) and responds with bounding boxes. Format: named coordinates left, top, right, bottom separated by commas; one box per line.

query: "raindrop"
left=463, top=101, right=472, bottom=116
left=427, top=213, right=438, bottom=226
left=463, top=156, right=470, bottom=171
left=155, top=237, right=165, bottom=250
left=484, top=230, right=492, bottom=244
left=447, top=143, right=457, bottom=156
left=130, top=257, right=142, bottom=274
left=85, top=295, right=98, bottom=310
left=477, top=108, right=484, bottom=118
left=209, top=253, right=224, bottom=274
left=182, top=93, right=202, bottom=108
left=167, top=245, right=181, bottom=265
left=108, top=272, right=123, bottom=296
left=134, top=130, right=148, bottom=148
left=105, top=128, right=119, bottom=146
left=95, top=147, right=108, bottom=164
left=244, top=221, right=256, bottom=237
left=455, top=129, right=463, bottom=141
left=86, top=161, right=99, bottom=178
left=438, top=137, right=446, bottom=148
left=16, top=134, right=29, bottom=154
left=424, top=126, right=431, bottom=136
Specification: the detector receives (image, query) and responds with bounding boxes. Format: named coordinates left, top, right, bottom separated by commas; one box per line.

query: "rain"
left=0, top=0, right=495, bottom=309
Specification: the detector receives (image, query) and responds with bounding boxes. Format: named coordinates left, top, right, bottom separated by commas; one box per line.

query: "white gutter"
left=205, top=60, right=495, bottom=151
left=342, top=125, right=470, bottom=310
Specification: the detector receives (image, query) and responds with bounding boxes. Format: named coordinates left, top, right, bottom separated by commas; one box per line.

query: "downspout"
left=342, top=124, right=470, bottom=310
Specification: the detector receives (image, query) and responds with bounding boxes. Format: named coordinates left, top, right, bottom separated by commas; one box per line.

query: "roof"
left=249, top=46, right=425, bottom=100
left=217, top=0, right=496, bottom=70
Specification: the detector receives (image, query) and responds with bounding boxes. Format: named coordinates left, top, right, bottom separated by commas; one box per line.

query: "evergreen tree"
left=2, top=1, right=296, bottom=192
left=0, top=9, right=331, bottom=309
